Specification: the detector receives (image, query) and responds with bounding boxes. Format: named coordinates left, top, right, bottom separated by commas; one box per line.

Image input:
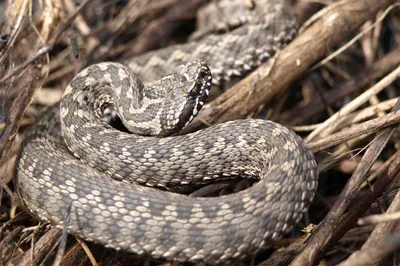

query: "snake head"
left=173, top=61, right=211, bottom=97
left=155, top=60, right=212, bottom=136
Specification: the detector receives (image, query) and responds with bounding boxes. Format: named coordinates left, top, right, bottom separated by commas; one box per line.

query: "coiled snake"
left=14, top=0, right=318, bottom=264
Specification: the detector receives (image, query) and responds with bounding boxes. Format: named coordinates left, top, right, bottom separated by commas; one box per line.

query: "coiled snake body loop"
left=14, top=0, right=318, bottom=264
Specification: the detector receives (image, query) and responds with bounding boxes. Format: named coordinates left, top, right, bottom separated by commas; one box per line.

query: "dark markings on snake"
left=14, top=0, right=318, bottom=264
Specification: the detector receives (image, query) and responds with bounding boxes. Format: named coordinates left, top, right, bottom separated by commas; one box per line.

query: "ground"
left=0, top=0, right=400, bottom=265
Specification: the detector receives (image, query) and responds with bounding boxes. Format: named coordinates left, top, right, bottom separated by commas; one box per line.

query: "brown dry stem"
left=15, top=228, right=62, bottom=266
left=338, top=233, right=400, bottom=266
left=341, top=191, right=400, bottom=265
left=279, top=45, right=400, bottom=126
left=0, top=0, right=91, bottom=199
left=183, top=0, right=396, bottom=133
left=291, top=99, right=400, bottom=265
left=1, top=0, right=399, bottom=265
left=121, top=0, right=207, bottom=59
left=307, top=109, right=400, bottom=152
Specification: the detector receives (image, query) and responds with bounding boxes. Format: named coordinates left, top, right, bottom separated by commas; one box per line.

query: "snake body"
left=14, top=0, right=318, bottom=264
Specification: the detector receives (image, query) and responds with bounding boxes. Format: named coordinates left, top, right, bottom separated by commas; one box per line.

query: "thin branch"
left=0, top=0, right=92, bottom=200
left=306, top=63, right=400, bottom=142
left=358, top=211, right=400, bottom=225
left=307, top=109, right=400, bottom=152
left=312, top=3, right=400, bottom=70
left=0, top=0, right=91, bottom=87
left=183, top=0, right=395, bottom=133
left=291, top=98, right=400, bottom=266
left=338, top=233, right=400, bottom=266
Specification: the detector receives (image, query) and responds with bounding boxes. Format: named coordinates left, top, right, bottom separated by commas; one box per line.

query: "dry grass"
left=1, top=0, right=399, bottom=265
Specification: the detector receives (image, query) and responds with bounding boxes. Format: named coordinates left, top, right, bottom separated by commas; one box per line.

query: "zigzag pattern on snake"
left=14, top=0, right=318, bottom=264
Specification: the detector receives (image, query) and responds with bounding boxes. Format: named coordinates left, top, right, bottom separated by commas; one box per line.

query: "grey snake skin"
left=14, top=0, right=318, bottom=264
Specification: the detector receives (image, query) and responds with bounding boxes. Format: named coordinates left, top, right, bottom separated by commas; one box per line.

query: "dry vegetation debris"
left=0, top=0, right=400, bottom=265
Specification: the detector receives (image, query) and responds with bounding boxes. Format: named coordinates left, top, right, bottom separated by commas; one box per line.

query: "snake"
left=14, top=0, right=318, bottom=264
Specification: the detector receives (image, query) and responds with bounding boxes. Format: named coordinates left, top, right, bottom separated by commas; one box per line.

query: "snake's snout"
left=173, top=61, right=211, bottom=94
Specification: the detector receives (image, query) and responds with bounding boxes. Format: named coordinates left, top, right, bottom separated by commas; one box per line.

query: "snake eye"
left=178, top=73, right=191, bottom=84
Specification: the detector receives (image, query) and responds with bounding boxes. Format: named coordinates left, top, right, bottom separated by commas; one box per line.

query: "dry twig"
left=183, top=0, right=396, bottom=133
left=291, top=99, right=400, bottom=266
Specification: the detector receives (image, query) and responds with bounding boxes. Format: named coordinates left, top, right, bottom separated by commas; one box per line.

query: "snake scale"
left=14, top=0, right=318, bottom=264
